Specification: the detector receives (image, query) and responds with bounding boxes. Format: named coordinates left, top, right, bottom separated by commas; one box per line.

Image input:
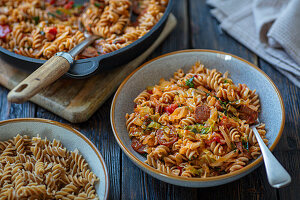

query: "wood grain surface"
left=0, top=14, right=176, bottom=123
left=0, top=1, right=299, bottom=200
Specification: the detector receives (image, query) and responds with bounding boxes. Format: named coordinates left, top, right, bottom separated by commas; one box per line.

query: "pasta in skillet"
left=126, top=62, right=268, bottom=177
left=0, top=0, right=168, bottom=59
left=0, top=134, right=99, bottom=199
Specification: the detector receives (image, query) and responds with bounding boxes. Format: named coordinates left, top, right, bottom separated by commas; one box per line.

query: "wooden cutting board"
left=0, top=14, right=177, bottom=123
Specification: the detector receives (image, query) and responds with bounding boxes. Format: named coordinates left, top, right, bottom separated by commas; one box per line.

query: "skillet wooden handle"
left=7, top=55, right=70, bottom=103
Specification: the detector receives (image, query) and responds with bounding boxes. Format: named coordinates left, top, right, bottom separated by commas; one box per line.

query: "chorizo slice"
left=195, top=105, right=210, bottom=123
left=156, top=129, right=178, bottom=147
left=238, top=105, right=258, bottom=124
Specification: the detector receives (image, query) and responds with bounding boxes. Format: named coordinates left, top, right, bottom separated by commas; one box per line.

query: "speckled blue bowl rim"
left=0, top=118, right=109, bottom=199
left=110, top=49, right=285, bottom=183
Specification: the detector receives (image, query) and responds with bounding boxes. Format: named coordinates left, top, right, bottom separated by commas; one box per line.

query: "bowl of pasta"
left=111, top=49, right=285, bottom=187
left=0, top=118, right=109, bottom=199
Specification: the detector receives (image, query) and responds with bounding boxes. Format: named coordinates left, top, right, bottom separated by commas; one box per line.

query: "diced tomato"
left=165, top=104, right=178, bottom=115
left=0, top=25, right=10, bottom=39
left=205, top=139, right=213, bottom=145
left=176, top=166, right=183, bottom=176
left=47, top=0, right=56, bottom=5
left=45, top=27, right=57, bottom=41
left=206, top=136, right=225, bottom=145
left=48, top=27, right=57, bottom=35
left=131, top=138, right=146, bottom=154
left=64, top=1, right=74, bottom=9
left=156, top=129, right=178, bottom=147
left=147, top=89, right=153, bottom=94
left=213, top=136, right=221, bottom=143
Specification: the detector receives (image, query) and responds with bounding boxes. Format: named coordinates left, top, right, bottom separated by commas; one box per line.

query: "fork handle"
left=253, top=128, right=291, bottom=188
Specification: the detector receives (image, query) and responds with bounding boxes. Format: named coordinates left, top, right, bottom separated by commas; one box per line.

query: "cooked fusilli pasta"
left=0, top=134, right=99, bottom=199
left=0, top=0, right=168, bottom=60
left=126, top=62, right=267, bottom=177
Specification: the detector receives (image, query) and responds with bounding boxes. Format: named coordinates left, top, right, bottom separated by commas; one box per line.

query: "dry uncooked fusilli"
left=126, top=62, right=268, bottom=178
left=0, top=134, right=99, bottom=199
left=0, top=0, right=168, bottom=60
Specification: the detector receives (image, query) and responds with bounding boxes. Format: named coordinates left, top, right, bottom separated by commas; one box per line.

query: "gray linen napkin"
left=207, top=0, right=300, bottom=87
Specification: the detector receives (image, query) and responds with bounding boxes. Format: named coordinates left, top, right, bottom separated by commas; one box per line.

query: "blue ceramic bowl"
left=111, top=50, right=285, bottom=187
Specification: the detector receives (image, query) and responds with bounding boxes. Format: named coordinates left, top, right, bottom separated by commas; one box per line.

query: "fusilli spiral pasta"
left=0, top=134, right=99, bottom=199
left=126, top=62, right=267, bottom=177
left=0, top=0, right=168, bottom=59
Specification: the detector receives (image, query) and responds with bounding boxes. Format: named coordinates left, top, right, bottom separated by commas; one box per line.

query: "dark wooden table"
left=0, top=1, right=299, bottom=199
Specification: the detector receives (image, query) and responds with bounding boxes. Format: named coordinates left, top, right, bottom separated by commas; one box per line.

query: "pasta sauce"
left=126, top=62, right=268, bottom=177
left=0, top=0, right=168, bottom=59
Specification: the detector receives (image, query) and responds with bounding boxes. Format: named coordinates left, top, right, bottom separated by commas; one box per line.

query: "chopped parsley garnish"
left=191, top=128, right=198, bottom=133
left=32, top=16, right=40, bottom=25
left=94, top=2, right=104, bottom=8
left=231, top=142, right=237, bottom=150
left=214, top=95, right=227, bottom=107
left=73, top=3, right=83, bottom=9
left=48, top=12, right=56, bottom=17
left=223, top=109, right=228, bottom=116
left=56, top=10, right=63, bottom=15
left=185, top=77, right=194, bottom=88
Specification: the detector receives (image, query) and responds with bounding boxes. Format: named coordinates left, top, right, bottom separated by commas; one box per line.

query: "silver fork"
left=250, top=119, right=291, bottom=188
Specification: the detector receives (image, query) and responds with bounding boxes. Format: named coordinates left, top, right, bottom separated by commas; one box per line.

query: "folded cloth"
left=207, top=0, right=300, bottom=88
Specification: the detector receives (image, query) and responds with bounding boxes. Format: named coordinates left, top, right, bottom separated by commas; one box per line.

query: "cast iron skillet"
left=0, top=0, right=173, bottom=78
